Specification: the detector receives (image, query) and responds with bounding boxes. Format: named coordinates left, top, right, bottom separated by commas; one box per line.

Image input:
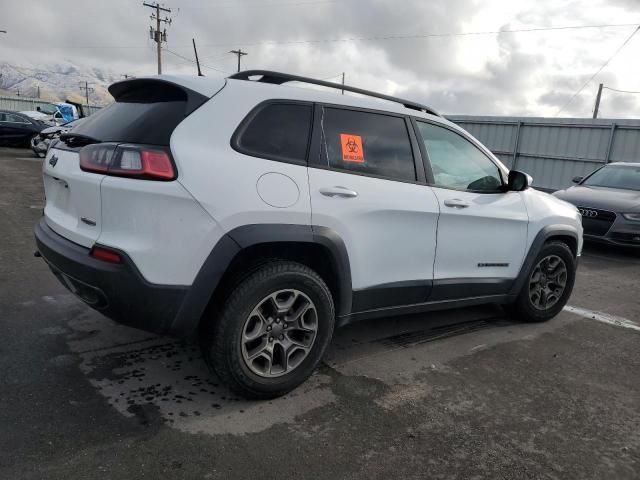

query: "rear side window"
left=321, top=108, right=416, bottom=182
left=70, top=81, right=206, bottom=146
left=234, top=103, right=312, bottom=163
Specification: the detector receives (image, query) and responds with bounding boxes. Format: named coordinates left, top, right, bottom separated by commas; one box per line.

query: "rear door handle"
left=319, top=186, right=358, bottom=198
left=444, top=199, right=470, bottom=209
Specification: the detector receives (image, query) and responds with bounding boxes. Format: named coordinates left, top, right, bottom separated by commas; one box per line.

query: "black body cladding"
left=35, top=218, right=187, bottom=335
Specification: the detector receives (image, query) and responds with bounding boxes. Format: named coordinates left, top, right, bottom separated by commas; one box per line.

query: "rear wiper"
left=59, top=133, right=102, bottom=148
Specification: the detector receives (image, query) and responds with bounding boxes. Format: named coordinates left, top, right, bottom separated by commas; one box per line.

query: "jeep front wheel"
left=510, top=241, right=576, bottom=323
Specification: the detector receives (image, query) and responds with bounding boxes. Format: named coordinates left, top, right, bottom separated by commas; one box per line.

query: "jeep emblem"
left=49, top=155, right=58, bottom=168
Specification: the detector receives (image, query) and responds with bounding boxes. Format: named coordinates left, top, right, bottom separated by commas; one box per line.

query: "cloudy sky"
left=1, top=0, right=639, bottom=117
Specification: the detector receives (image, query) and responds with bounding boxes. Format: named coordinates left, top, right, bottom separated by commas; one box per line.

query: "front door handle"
left=444, top=199, right=470, bottom=209
left=319, top=186, right=358, bottom=198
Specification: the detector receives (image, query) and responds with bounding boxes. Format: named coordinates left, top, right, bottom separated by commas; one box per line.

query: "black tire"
left=201, top=260, right=335, bottom=399
left=510, top=241, right=576, bottom=323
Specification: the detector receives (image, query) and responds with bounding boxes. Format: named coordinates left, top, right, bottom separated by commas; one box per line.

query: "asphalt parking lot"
left=1, top=146, right=639, bottom=479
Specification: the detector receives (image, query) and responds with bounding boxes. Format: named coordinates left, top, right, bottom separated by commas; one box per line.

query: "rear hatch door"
left=42, top=77, right=214, bottom=248
left=43, top=145, right=104, bottom=247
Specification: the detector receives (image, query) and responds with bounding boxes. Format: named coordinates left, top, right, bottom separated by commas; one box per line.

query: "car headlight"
left=622, top=213, right=640, bottom=222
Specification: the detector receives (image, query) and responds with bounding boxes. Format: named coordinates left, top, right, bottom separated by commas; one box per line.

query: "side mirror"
left=508, top=170, right=532, bottom=192
left=572, top=176, right=583, bottom=184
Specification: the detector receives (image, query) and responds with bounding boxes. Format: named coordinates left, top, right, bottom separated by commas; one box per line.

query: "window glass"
left=417, top=122, right=503, bottom=192
left=582, top=165, right=640, bottom=191
left=238, top=103, right=312, bottom=162
left=4, top=113, right=30, bottom=124
left=73, top=100, right=189, bottom=146
left=321, top=108, right=416, bottom=181
left=38, top=104, right=59, bottom=115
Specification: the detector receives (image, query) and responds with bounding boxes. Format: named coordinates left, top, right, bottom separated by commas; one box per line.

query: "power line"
left=319, top=72, right=344, bottom=81
left=555, top=25, right=640, bottom=116
left=197, top=52, right=233, bottom=62
left=200, top=22, right=640, bottom=48
left=17, top=22, right=640, bottom=50
left=603, top=86, right=640, bottom=94
left=164, top=48, right=231, bottom=74
left=177, top=0, right=347, bottom=8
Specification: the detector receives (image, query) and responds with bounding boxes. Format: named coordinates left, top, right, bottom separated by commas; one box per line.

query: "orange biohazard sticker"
left=340, top=134, right=364, bottom=163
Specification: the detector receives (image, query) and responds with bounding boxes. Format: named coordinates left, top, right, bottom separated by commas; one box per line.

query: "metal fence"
left=0, top=95, right=103, bottom=116
left=448, top=115, right=640, bottom=191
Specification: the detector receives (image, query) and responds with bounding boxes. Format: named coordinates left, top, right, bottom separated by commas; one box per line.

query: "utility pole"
left=229, top=49, right=248, bottom=73
left=79, top=81, right=94, bottom=110
left=193, top=38, right=203, bottom=76
left=143, top=2, right=172, bottom=75
left=341, top=72, right=345, bottom=95
left=593, top=83, right=603, bottom=119
left=37, top=85, right=40, bottom=98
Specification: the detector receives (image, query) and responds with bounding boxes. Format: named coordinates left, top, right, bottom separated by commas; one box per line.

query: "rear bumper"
left=34, top=217, right=189, bottom=335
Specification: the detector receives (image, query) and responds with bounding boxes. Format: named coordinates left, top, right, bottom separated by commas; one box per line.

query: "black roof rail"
left=228, top=70, right=440, bottom=117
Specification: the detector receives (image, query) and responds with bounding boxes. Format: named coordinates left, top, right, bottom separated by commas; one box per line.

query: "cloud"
left=0, top=0, right=638, bottom=117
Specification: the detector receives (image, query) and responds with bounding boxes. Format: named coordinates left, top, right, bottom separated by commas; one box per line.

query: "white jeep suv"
left=35, top=71, right=583, bottom=398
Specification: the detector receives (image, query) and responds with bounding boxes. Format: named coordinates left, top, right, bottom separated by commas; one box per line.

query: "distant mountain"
left=0, top=61, right=118, bottom=106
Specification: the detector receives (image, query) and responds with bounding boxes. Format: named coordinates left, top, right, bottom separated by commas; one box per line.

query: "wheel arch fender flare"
left=170, top=224, right=352, bottom=336
left=510, top=224, right=580, bottom=296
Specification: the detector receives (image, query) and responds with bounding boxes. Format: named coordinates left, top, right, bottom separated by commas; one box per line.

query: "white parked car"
left=34, top=71, right=583, bottom=398
left=31, top=118, right=84, bottom=158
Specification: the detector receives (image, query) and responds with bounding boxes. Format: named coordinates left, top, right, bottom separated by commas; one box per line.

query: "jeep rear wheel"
left=202, top=260, right=335, bottom=399
left=510, top=241, right=576, bottom=323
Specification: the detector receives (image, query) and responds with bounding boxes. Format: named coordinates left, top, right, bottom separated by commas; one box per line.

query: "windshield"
left=582, top=165, right=640, bottom=191
left=38, top=104, right=59, bottom=115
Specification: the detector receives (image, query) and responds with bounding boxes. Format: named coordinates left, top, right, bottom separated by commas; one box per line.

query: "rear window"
left=234, top=103, right=312, bottom=163
left=321, top=107, right=416, bottom=182
left=70, top=81, right=206, bottom=146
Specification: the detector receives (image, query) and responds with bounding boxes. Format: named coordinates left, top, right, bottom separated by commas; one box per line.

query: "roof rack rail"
left=228, top=70, right=440, bottom=117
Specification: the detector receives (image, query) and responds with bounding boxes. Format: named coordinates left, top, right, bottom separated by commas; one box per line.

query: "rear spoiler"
left=108, top=78, right=209, bottom=115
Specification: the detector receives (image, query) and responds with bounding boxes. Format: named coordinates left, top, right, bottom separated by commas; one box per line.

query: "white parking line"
left=564, top=305, right=640, bottom=332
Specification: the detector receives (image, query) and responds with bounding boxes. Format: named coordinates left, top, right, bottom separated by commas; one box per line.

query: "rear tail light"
left=80, top=143, right=176, bottom=180
left=90, top=246, right=122, bottom=264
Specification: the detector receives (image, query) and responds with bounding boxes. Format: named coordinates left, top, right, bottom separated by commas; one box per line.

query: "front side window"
left=236, top=103, right=312, bottom=163
left=417, top=122, right=503, bottom=192
left=321, top=108, right=416, bottom=182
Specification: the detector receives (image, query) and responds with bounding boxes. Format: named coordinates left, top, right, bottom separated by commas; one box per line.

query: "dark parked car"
left=553, top=163, right=640, bottom=248
left=0, top=110, right=46, bottom=147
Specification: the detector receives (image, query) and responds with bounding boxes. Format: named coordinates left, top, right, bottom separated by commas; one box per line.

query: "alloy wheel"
left=240, top=289, right=318, bottom=378
left=529, top=254, right=568, bottom=310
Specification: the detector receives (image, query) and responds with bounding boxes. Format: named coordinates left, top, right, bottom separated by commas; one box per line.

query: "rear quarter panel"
left=98, top=177, right=224, bottom=285
left=170, top=81, right=315, bottom=233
